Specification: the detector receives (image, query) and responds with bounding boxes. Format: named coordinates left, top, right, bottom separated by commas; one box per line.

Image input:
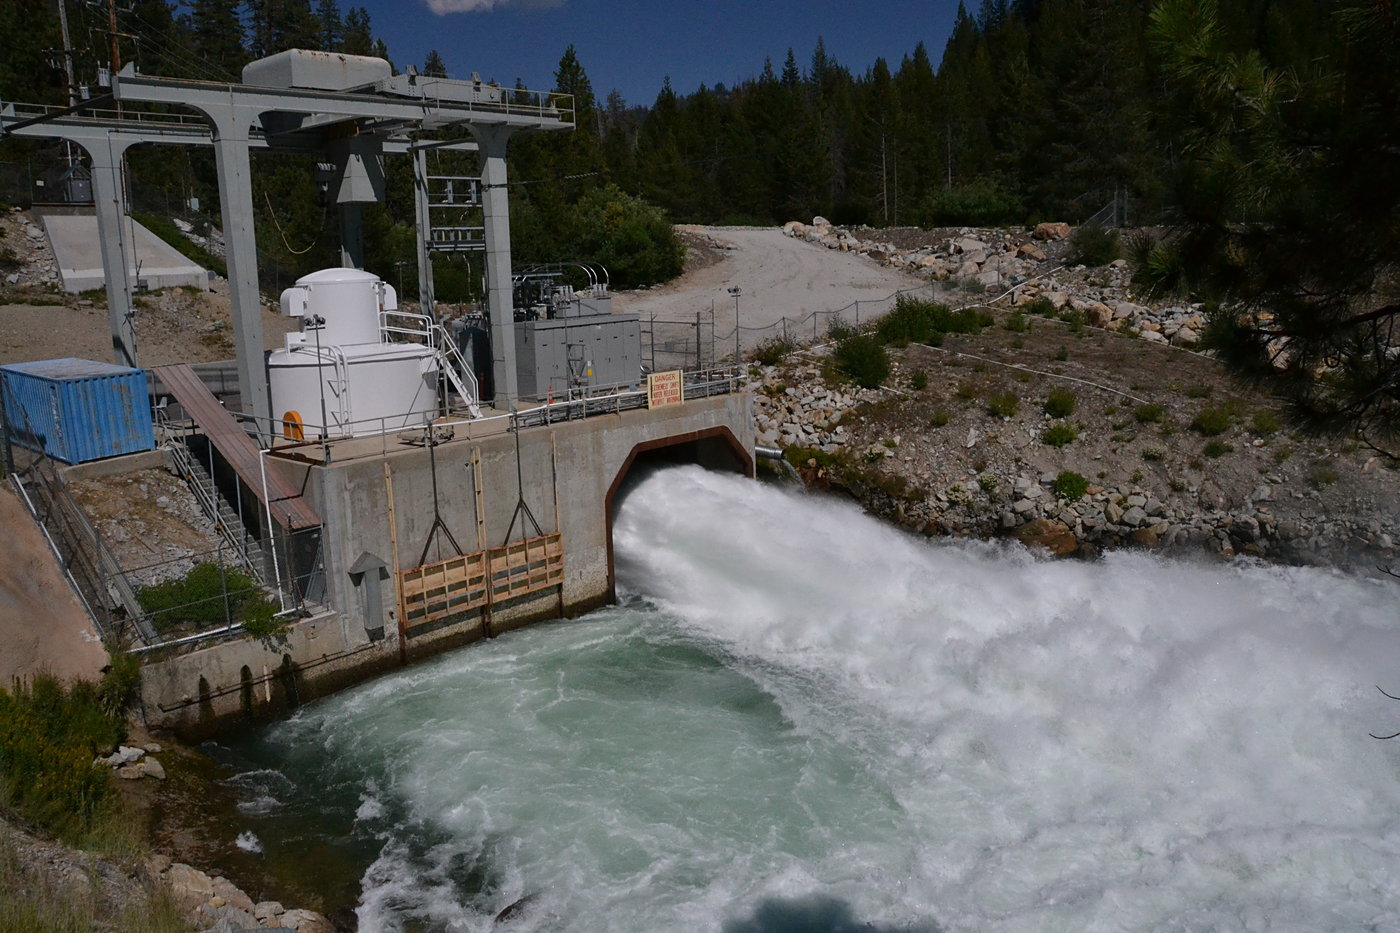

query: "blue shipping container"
left=1, top=358, right=155, bottom=464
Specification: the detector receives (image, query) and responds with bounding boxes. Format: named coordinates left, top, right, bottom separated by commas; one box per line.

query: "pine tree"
left=188, top=0, right=245, bottom=77
left=316, top=0, right=343, bottom=52
left=423, top=49, right=447, bottom=77
left=1151, top=0, right=1400, bottom=453
left=341, top=7, right=373, bottom=55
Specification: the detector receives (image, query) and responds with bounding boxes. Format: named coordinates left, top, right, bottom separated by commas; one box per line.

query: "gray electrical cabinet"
left=515, top=306, right=642, bottom=401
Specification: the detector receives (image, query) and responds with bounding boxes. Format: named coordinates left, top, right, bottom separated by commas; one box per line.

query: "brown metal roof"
left=153, top=364, right=321, bottom=531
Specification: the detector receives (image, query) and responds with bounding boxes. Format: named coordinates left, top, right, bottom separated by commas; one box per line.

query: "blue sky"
left=357, top=0, right=964, bottom=106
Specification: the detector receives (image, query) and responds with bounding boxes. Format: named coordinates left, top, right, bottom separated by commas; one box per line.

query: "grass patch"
left=1069, top=222, right=1121, bottom=266
left=1043, top=388, right=1076, bottom=418
left=1203, top=440, right=1234, bottom=458
left=1134, top=403, right=1164, bottom=423
left=987, top=391, right=1019, bottom=418
left=130, top=211, right=227, bottom=278
left=1043, top=421, right=1079, bottom=447
left=1250, top=410, right=1281, bottom=436
left=136, top=562, right=281, bottom=637
left=1191, top=406, right=1234, bottom=437
left=1004, top=311, right=1030, bottom=333
left=930, top=409, right=951, bottom=427
left=1308, top=466, right=1339, bottom=489
left=832, top=333, right=890, bottom=389
left=907, top=369, right=929, bottom=391
left=875, top=296, right=992, bottom=348
left=752, top=336, right=795, bottom=366
left=1053, top=470, right=1089, bottom=502
left=0, top=655, right=141, bottom=844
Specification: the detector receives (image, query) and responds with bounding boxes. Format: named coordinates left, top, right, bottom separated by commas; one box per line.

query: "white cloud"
left=425, top=0, right=564, bottom=12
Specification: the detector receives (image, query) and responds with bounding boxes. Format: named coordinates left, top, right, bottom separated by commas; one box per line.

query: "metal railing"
left=255, top=365, right=743, bottom=463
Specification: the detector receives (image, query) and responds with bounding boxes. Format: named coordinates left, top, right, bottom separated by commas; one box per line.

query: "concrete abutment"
left=140, top=394, right=754, bottom=739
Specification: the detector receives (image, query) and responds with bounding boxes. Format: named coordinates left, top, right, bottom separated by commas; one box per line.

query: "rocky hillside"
left=754, top=223, right=1400, bottom=574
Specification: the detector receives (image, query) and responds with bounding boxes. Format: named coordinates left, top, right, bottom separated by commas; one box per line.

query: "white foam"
left=249, top=466, right=1400, bottom=932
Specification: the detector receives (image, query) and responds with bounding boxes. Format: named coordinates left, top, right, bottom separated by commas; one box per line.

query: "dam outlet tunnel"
left=604, top=426, right=753, bottom=602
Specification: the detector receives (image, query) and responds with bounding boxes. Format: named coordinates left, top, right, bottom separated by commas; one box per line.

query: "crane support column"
left=207, top=107, right=272, bottom=436
left=86, top=134, right=139, bottom=369
left=472, top=124, right=518, bottom=407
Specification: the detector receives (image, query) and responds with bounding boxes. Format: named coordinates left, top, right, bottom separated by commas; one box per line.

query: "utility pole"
left=107, top=0, right=121, bottom=75
left=55, top=0, right=77, bottom=106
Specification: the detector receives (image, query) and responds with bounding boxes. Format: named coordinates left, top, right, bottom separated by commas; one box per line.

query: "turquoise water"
left=221, top=466, right=1400, bottom=931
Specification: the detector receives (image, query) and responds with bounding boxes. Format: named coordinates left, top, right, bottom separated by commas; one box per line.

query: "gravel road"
left=612, top=227, right=924, bottom=366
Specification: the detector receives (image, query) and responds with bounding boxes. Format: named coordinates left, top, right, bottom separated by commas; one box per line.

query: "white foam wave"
left=250, top=466, right=1400, bottom=932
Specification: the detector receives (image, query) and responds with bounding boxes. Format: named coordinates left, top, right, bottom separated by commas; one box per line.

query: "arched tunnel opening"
left=604, top=427, right=754, bottom=602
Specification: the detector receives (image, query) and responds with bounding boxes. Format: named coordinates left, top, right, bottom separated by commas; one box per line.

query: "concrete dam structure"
left=140, top=391, right=753, bottom=737
left=0, top=49, right=756, bottom=738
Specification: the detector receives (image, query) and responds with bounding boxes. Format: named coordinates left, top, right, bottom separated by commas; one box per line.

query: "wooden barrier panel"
left=487, top=534, right=564, bottom=604
left=399, top=533, right=563, bottom=629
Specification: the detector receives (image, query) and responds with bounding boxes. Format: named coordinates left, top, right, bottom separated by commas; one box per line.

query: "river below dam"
left=214, top=465, right=1400, bottom=931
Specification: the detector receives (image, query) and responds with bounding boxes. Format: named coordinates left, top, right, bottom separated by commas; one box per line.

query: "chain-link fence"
left=3, top=384, right=324, bottom=655
left=639, top=279, right=966, bottom=371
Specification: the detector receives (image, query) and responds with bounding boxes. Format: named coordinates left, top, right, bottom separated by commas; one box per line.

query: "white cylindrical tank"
left=269, top=343, right=439, bottom=438
left=269, top=267, right=437, bottom=439
left=278, top=267, right=397, bottom=347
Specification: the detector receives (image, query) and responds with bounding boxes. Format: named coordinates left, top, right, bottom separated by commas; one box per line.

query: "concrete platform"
left=42, top=213, right=209, bottom=294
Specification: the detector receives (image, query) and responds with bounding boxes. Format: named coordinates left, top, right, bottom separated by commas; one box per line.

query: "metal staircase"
left=433, top=322, right=482, bottom=417
left=162, top=423, right=269, bottom=583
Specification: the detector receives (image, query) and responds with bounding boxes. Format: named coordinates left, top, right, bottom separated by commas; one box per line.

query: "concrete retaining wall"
left=141, top=394, right=753, bottom=738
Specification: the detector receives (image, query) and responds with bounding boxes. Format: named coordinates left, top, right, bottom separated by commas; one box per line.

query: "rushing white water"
left=225, top=466, right=1400, bottom=932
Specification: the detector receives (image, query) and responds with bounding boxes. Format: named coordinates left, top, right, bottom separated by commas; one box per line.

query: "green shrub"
left=1043, top=421, right=1079, bottom=447
left=1251, top=410, right=1281, bottom=436
left=1058, top=307, right=1087, bottom=333
left=1134, top=403, right=1164, bottom=423
left=1025, top=296, right=1057, bottom=317
left=1203, top=440, right=1234, bottom=458
left=1053, top=346, right=1069, bottom=362
left=825, top=315, right=855, bottom=341
left=918, top=176, right=1024, bottom=226
left=1142, top=446, right=1165, bottom=462
left=987, top=391, right=1019, bottom=418
left=783, top=446, right=836, bottom=470
left=1308, top=466, right=1339, bottom=488
left=977, top=473, right=1000, bottom=495
left=1068, top=222, right=1121, bottom=266
left=0, top=675, right=123, bottom=842
left=930, top=409, right=951, bottom=427
left=1004, top=311, right=1030, bottom=333
left=752, top=337, right=795, bottom=366
left=875, top=296, right=992, bottom=347
left=1053, top=470, right=1089, bottom=501
left=1184, top=383, right=1213, bottom=399
left=137, top=562, right=282, bottom=636
left=1191, top=406, right=1234, bottom=436
left=1044, top=388, right=1077, bottom=418
left=908, top=369, right=929, bottom=391
left=130, top=211, right=228, bottom=279
left=833, top=333, right=890, bottom=388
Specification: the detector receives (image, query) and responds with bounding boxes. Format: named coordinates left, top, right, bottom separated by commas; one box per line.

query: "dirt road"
left=612, top=227, right=922, bottom=365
